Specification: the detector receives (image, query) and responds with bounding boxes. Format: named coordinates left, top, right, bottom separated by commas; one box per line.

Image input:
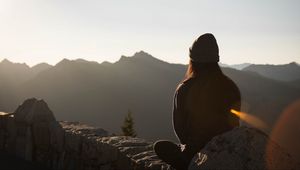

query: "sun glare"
left=230, top=109, right=268, bottom=130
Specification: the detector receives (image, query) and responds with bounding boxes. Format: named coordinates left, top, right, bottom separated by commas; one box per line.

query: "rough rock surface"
left=0, top=98, right=171, bottom=170
left=0, top=151, right=52, bottom=170
left=1, top=98, right=299, bottom=170
left=189, top=127, right=300, bottom=170
left=60, top=121, right=171, bottom=170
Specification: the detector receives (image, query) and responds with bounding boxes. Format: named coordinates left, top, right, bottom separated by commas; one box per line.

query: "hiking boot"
left=154, top=140, right=188, bottom=170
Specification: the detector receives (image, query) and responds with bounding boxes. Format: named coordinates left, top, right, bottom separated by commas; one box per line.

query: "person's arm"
left=173, top=84, right=189, bottom=144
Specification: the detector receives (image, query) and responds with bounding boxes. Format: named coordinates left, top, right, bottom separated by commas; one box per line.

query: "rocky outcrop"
left=1, top=98, right=299, bottom=170
left=0, top=98, right=170, bottom=170
left=60, top=121, right=170, bottom=170
left=189, top=127, right=300, bottom=170
left=0, top=98, right=67, bottom=168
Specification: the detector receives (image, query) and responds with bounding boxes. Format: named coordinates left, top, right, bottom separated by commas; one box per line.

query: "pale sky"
left=0, top=0, right=299, bottom=66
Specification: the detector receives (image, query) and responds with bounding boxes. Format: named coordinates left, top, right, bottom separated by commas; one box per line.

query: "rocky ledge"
left=0, top=98, right=170, bottom=170
left=189, top=127, right=300, bottom=170
left=0, top=98, right=299, bottom=170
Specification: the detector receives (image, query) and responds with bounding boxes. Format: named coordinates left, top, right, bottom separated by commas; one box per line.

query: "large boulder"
left=1, top=98, right=173, bottom=170
left=189, top=127, right=300, bottom=170
left=13, top=98, right=64, bottom=163
left=14, top=98, right=56, bottom=124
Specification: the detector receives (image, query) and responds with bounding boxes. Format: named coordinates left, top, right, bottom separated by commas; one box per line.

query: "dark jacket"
left=173, top=68, right=240, bottom=149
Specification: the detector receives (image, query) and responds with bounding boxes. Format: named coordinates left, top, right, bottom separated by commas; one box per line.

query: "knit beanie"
left=189, top=33, right=219, bottom=63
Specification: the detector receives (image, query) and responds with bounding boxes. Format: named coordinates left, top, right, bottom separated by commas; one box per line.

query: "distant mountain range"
left=243, top=62, right=300, bottom=82
left=219, top=63, right=251, bottom=70
left=1, top=51, right=299, bottom=141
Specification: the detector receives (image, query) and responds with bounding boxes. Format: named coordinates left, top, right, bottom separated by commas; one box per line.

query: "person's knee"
left=154, top=140, right=175, bottom=151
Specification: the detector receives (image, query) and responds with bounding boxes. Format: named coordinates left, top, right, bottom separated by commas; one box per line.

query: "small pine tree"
left=121, top=110, right=137, bottom=137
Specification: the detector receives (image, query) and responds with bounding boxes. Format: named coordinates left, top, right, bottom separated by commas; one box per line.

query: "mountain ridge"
left=243, top=62, right=300, bottom=81
left=1, top=52, right=299, bottom=141
left=1, top=55, right=298, bottom=71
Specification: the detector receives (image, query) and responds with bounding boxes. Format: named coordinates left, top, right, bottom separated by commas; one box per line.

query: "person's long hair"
left=184, top=60, right=221, bottom=81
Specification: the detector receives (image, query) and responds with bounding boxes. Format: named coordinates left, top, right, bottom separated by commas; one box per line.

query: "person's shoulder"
left=220, top=74, right=241, bottom=97
left=220, top=74, right=238, bottom=86
left=176, top=78, right=195, bottom=94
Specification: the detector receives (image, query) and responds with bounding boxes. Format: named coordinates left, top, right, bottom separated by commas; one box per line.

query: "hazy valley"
left=1, top=51, right=300, bottom=142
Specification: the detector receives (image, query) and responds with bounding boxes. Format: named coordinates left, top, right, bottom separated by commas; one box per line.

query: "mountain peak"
left=61, top=58, right=71, bottom=63
left=0, top=58, right=29, bottom=68
left=117, top=51, right=165, bottom=64
left=132, top=51, right=153, bottom=59
left=75, top=58, right=100, bottom=65
left=1, top=58, right=12, bottom=64
left=132, top=51, right=165, bottom=63
left=75, top=59, right=89, bottom=63
left=100, top=61, right=112, bottom=66
left=55, top=58, right=72, bottom=66
left=56, top=58, right=101, bottom=67
left=32, top=62, right=52, bottom=68
left=288, top=62, right=299, bottom=67
left=31, top=63, right=52, bottom=73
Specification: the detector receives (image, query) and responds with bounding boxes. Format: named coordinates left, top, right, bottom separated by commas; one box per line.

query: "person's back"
left=154, top=33, right=241, bottom=170
left=176, top=64, right=240, bottom=150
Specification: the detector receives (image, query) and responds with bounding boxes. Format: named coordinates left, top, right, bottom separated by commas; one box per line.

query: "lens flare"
left=267, top=99, right=300, bottom=164
left=230, top=109, right=268, bottom=130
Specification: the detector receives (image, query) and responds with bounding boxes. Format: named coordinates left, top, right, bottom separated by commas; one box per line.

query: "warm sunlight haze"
left=0, top=1, right=300, bottom=169
left=0, top=0, right=299, bottom=66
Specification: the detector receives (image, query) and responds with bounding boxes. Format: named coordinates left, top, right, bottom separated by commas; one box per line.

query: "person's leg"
left=181, top=140, right=209, bottom=169
left=181, top=145, right=200, bottom=169
left=153, top=140, right=187, bottom=170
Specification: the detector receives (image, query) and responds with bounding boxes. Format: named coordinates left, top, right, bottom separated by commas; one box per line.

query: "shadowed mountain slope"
left=1, top=52, right=299, bottom=141
left=243, top=62, right=300, bottom=82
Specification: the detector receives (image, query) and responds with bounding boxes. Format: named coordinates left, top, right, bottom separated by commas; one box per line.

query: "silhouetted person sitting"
left=154, top=33, right=241, bottom=170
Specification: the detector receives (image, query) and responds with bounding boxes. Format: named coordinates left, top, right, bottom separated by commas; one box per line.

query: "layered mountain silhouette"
left=220, top=63, right=251, bottom=70
left=243, top=62, right=300, bottom=81
left=1, top=51, right=299, bottom=141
